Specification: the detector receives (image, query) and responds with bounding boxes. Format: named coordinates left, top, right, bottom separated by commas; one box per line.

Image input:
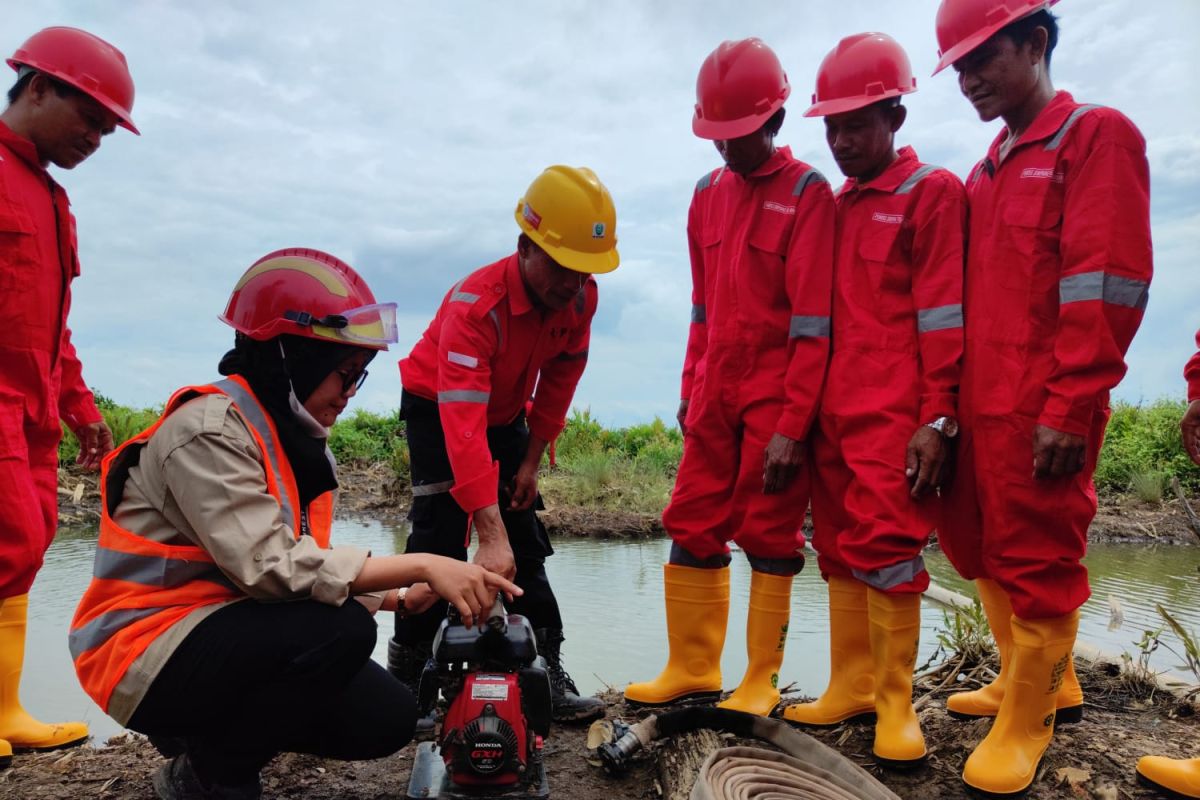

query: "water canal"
left=28, top=520, right=1200, bottom=743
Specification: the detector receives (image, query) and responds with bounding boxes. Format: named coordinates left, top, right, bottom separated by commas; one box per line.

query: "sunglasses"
left=335, top=368, right=369, bottom=394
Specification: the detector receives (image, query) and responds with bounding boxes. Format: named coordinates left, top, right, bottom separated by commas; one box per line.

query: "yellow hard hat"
left=514, top=166, right=619, bottom=274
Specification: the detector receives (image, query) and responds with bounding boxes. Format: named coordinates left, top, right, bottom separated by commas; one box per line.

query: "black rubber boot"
left=387, top=637, right=438, bottom=739
left=152, top=753, right=261, bottom=800
left=534, top=628, right=605, bottom=723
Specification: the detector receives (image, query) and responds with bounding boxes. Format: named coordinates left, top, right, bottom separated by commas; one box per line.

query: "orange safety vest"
left=69, top=376, right=335, bottom=713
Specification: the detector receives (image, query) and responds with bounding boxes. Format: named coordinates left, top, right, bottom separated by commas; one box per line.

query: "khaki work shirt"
left=105, top=393, right=369, bottom=725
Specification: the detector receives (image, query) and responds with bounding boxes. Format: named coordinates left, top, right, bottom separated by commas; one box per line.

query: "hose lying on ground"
left=600, top=707, right=899, bottom=800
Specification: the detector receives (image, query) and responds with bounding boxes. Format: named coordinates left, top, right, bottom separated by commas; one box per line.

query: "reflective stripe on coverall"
left=811, top=147, right=965, bottom=594
left=69, top=376, right=333, bottom=713
left=666, top=146, right=835, bottom=561
left=0, top=121, right=102, bottom=600
left=939, top=92, right=1152, bottom=619
left=400, top=253, right=595, bottom=513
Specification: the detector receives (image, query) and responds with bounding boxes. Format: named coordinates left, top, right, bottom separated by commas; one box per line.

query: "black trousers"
left=395, top=390, right=563, bottom=644
left=128, top=598, right=415, bottom=786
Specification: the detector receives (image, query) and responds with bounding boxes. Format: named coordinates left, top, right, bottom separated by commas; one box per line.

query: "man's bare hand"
left=905, top=426, right=948, bottom=499
left=677, top=398, right=690, bottom=436
left=762, top=433, right=804, bottom=494
left=509, top=461, right=539, bottom=511
left=472, top=504, right=516, bottom=579
left=1032, top=424, right=1086, bottom=479
left=1182, top=400, right=1200, bottom=466
left=73, top=421, right=114, bottom=471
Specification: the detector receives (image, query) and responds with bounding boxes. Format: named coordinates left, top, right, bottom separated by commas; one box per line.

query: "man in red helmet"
left=391, top=166, right=618, bottom=725
left=625, top=38, right=834, bottom=718
left=0, top=26, right=138, bottom=760
left=782, top=32, right=965, bottom=769
left=931, top=1, right=1152, bottom=795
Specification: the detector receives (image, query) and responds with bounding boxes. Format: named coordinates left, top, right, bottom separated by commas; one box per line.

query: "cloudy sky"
left=5, top=0, right=1198, bottom=428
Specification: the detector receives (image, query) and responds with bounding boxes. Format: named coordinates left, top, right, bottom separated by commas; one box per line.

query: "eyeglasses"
left=335, top=368, right=368, bottom=395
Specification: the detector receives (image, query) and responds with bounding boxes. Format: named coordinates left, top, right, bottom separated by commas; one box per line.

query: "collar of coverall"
left=985, top=89, right=1076, bottom=164
left=840, top=145, right=921, bottom=196
left=0, top=119, right=46, bottom=173
left=506, top=251, right=537, bottom=316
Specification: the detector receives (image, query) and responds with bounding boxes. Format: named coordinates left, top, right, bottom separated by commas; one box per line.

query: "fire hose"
left=599, top=707, right=900, bottom=800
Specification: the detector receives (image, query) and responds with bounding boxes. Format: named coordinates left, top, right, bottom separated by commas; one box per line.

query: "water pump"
left=405, top=596, right=552, bottom=799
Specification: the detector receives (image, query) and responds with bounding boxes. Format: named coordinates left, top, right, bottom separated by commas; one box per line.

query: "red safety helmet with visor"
left=7, top=26, right=139, bottom=134
left=804, top=33, right=916, bottom=117
left=219, top=248, right=398, bottom=350
left=932, top=0, right=1060, bottom=75
left=693, top=38, right=791, bottom=140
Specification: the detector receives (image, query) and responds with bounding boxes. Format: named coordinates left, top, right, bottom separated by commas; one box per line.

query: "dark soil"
left=1, top=660, right=1195, bottom=799
left=55, top=463, right=1199, bottom=545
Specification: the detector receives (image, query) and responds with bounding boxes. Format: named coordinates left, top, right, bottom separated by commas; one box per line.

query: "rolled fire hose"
left=599, top=707, right=900, bottom=800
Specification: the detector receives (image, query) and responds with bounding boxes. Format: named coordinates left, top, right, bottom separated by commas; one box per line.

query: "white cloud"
left=4, top=0, right=1197, bottom=426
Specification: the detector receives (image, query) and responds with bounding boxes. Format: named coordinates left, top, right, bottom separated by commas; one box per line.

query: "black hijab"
left=217, top=333, right=369, bottom=507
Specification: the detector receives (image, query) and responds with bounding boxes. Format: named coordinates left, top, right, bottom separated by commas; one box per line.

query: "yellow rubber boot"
left=962, top=611, right=1079, bottom=797
left=867, top=588, right=926, bottom=767
left=783, top=576, right=875, bottom=726
left=1137, top=756, right=1200, bottom=798
left=624, top=565, right=728, bottom=705
left=0, top=595, right=88, bottom=751
left=947, top=579, right=1083, bottom=724
left=718, top=570, right=792, bottom=716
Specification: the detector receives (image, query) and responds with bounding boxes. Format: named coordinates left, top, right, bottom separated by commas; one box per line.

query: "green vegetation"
left=60, top=396, right=1200, bottom=514
left=1096, top=400, right=1200, bottom=494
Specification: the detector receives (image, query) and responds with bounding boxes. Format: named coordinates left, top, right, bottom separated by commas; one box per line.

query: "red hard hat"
left=804, top=33, right=916, bottom=118
left=219, top=248, right=399, bottom=351
left=693, top=38, right=790, bottom=140
left=7, top=26, right=138, bottom=134
left=933, top=0, right=1060, bottom=75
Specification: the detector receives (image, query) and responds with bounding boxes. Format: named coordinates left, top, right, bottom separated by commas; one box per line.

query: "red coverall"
left=0, top=122, right=102, bottom=600
left=811, top=147, right=965, bottom=594
left=1186, top=331, right=1200, bottom=401
left=666, top=146, right=835, bottom=561
left=940, top=92, right=1152, bottom=619
left=400, top=253, right=594, bottom=513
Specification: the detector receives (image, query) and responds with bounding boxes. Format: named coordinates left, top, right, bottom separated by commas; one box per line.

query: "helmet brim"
left=803, top=87, right=914, bottom=118
left=692, top=100, right=786, bottom=141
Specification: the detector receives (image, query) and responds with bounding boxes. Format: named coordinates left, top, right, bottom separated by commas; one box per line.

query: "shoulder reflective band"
left=789, top=315, right=831, bottom=338
left=691, top=304, right=707, bottom=324
left=895, top=164, right=938, bottom=195
left=792, top=168, right=828, bottom=197
left=214, top=378, right=298, bottom=529
left=450, top=279, right=480, bottom=304
left=1045, top=105, right=1101, bottom=151
left=696, top=167, right=726, bottom=192
left=437, top=389, right=490, bottom=403
left=447, top=351, right=479, bottom=368
left=917, top=304, right=964, bottom=333
left=1059, top=271, right=1149, bottom=311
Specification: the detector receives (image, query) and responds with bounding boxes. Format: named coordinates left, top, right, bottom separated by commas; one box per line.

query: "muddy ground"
left=1, top=659, right=1196, bottom=800
left=54, top=462, right=1200, bottom=545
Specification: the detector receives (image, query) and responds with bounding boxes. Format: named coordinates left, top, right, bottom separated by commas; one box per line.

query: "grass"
left=1097, top=399, right=1200, bottom=494
left=935, top=598, right=995, bottom=665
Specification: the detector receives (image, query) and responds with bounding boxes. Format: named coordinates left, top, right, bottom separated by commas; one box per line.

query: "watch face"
left=944, top=417, right=960, bottom=438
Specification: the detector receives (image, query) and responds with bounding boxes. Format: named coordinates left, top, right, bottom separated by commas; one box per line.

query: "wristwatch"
left=395, top=587, right=410, bottom=618
left=925, top=416, right=960, bottom=439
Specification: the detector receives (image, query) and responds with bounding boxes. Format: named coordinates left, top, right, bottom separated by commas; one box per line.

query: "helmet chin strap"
left=277, top=340, right=331, bottom=438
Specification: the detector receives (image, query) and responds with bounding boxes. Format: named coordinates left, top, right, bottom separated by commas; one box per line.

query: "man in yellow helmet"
left=390, top=166, right=618, bottom=724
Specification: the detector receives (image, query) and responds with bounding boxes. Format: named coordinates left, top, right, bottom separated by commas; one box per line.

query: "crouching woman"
left=69, top=249, right=519, bottom=799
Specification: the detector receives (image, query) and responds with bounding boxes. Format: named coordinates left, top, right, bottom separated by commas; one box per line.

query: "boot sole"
left=1135, top=771, right=1200, bottom=800
left=624, top=690, right=722, bottom=708
left=11, top=733, right=89, bottom=754
left=947, top=704, right=1083, bottom=725
left=874, top=751, right=928, bottom=771
left=785, top=709, right=877, bottom=728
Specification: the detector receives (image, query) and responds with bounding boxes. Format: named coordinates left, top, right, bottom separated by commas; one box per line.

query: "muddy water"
left=26, top=521, right=1200, bottom=744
